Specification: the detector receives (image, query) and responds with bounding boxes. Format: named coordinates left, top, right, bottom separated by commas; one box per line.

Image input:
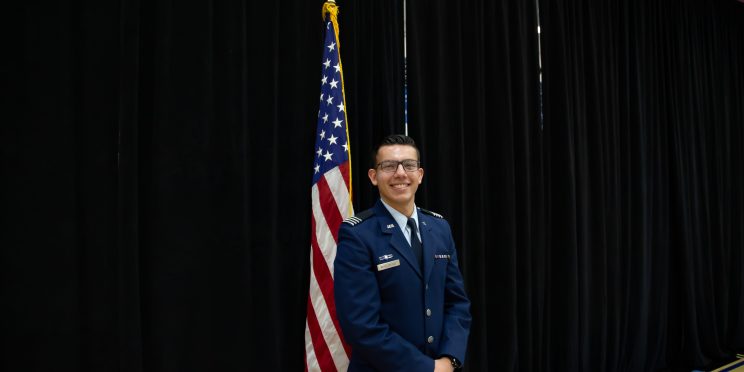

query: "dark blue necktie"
left=407, top=218, right=423, bottom=269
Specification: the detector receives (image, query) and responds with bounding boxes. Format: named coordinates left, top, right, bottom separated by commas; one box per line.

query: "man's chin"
left=382, top=195, right=413, bottom=206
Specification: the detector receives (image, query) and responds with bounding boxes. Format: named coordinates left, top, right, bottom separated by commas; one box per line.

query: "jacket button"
left=426, top=308, right=432, bottom=317
left=427, top=336, right=434, bottom=344
left=425, top=284, right=429, bottom=290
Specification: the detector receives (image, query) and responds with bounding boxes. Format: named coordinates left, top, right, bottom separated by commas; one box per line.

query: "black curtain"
left=3, top=0, right=402, bottom=371
left=408, top=0, right=744, bottom=370
left=538, top=0, right=744, bottom=370
left=3, top=0, right=744, bottom=371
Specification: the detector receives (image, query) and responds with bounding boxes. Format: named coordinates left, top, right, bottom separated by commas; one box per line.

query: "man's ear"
left=368, top=168, right=378, bottom=186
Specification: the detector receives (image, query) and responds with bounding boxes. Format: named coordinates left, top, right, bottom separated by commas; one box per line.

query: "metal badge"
left=377, top=259, right=400, bottom=271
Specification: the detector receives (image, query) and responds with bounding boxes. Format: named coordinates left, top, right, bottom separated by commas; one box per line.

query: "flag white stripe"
left=311, top=183, right=339, bottom=275
left=324, top=167, right=352, bottom=219
left=304, top=319, right=321, bottom=372
left=310, top=265, right=349, bottom=370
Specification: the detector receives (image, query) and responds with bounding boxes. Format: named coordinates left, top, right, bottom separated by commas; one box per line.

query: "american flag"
left=304, top=3, right=353, bottom=371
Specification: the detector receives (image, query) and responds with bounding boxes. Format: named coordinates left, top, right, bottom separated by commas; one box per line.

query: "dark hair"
left=371, top=134, right=420, bottom=167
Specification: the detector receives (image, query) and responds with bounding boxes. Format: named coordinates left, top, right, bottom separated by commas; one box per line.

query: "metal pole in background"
left=536, top=0, right=544, bottom=131
left=404, top=0, right=409, bottom=136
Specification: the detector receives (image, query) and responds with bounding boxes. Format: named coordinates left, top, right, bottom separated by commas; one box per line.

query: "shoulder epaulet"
left=342, top=209, right=374, bottom=226
left=419, top=208, right=444, bottom=219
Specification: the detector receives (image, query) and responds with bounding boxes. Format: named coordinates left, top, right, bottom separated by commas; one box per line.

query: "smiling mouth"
left=391, top=183, right=409, bottom=190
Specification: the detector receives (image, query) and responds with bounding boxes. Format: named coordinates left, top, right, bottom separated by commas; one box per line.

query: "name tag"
left=434, top=254, right=451, bottom=260
left=377, top=259, right=400, bottom=271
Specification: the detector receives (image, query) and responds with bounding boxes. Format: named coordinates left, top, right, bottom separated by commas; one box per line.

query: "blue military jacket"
left=334, top=200, right=471, bottom=372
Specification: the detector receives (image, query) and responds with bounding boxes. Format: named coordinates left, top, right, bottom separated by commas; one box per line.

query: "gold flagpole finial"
left=322, top=1, right=339, bottom=20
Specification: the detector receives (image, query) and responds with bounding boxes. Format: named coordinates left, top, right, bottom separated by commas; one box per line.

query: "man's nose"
left=394, top=163, right=407, bottom=175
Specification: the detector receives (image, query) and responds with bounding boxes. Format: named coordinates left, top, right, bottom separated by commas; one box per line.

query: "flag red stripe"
left=316, top=175, right=344, bottom=242
left=338, top=161, right=351, bottom=192
left=310, top=214, right=352, bottom=357
left=306, top=296, right=336, bottom=372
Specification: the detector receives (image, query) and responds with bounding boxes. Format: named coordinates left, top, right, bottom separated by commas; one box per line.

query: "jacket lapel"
left=418, top=210, right=436, bottom=284
left=374, top=201, right=423, bottom=279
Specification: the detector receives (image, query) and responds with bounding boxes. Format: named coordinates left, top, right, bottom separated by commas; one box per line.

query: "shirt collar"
left=379, top=199, right=419, bottom=231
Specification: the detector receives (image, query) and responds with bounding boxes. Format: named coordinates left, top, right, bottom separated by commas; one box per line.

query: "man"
left=334, top=134, right=471, bottom=372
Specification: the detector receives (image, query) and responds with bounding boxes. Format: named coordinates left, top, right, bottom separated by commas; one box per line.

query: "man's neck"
left=380, top=198, right=415, bottom=217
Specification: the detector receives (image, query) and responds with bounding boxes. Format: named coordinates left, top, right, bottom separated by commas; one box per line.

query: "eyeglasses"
left=376, top=159, right=421, bottom=173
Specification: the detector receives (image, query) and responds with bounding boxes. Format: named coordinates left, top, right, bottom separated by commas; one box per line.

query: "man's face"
left=368, top=144, right=424, bottom=214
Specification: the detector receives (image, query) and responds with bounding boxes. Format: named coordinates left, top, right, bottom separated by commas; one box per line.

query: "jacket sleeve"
left=334, top=223, right=434, bottom=372
left=436, top=221, right=472, bottom=365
